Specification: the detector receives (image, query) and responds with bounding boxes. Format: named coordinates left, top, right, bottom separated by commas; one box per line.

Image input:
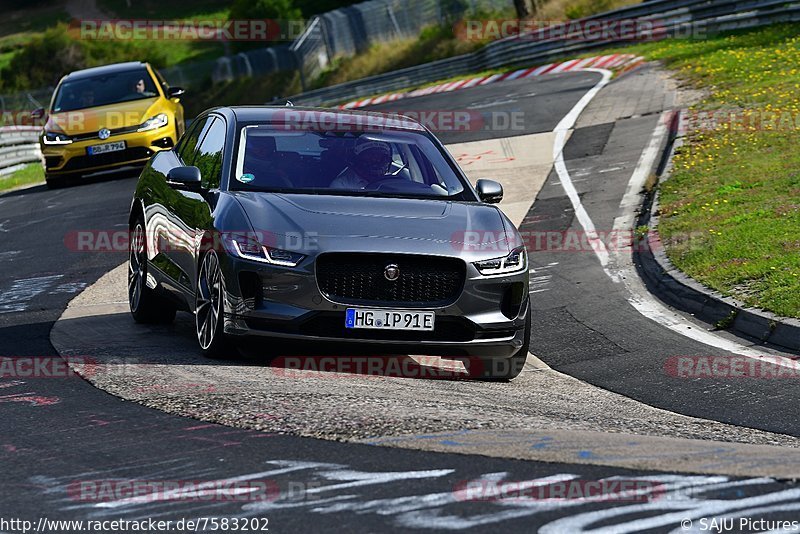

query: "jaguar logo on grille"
left=384, top=264, right=400, bottom=281
left=98, top=128, right=111, bottom=140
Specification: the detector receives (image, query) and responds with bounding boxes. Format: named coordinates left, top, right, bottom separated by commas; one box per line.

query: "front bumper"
left=221, top=253, right=530, bottom=360
left=41, top=125, right=176, bottom=176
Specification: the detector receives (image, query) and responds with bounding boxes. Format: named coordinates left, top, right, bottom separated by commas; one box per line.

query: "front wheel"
left=128, top=219, right=176, bottom=324
left=45, top=173, right=68, bottom=189
left=196, top=250, right=236, bottom=358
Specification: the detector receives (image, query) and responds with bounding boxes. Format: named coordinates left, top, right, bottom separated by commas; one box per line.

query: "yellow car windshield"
left=52, top=68, right=159, bottom=113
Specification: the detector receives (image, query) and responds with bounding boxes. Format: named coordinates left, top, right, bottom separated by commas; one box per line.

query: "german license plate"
left=345, top=308, right=435, bottom=331
left=87, top=141, right=125, bottom=155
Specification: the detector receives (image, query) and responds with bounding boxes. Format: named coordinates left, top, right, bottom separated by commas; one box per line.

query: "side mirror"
left=167, top=87, right=185, bottom=99
left=166, top=166, right=202, bottom=191
left=476, top=179, right=503, bottom=204
left=31, top=108, right=45, bottom=119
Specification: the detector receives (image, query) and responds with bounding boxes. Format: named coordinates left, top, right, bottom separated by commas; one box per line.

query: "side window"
left=194, top=117, right=226, bottom=190
left=177, top=117, right=212, bottom=166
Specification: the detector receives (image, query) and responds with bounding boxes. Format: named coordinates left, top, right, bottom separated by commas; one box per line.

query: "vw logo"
left=384, top=264, right=400, bottom=281
left=98, top=128, right=111, bottom=140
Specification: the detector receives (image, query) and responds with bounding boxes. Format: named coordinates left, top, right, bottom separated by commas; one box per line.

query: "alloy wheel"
left=128, top=223, right=146, bottom=312
left=196, top=251, right=223, bottom=350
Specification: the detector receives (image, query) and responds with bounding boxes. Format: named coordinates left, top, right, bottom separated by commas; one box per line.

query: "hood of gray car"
left=230, top=192, right=514, bottom=256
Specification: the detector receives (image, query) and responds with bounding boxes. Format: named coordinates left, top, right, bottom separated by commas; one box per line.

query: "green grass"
left=0, top=3, right=71, bottom=70
left=309, top=23, right=494, bottom=91
left=607, top=24, right=800, bottom=318
left=83, top=7, right=231, bottom=67
left=92, top=4, right=231, bottom=65
left=0, top=4, right=69, bottom=38
left=0, top=50, right=15, bottom=72
left=97, top=0, right=231, bottom=20
left=0, top=163, right=45, bottom=192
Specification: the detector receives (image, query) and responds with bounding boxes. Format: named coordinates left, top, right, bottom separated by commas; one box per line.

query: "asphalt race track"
left=371, top=67, right=800, bottom=437
left=3, top=68, right=800, bottom=532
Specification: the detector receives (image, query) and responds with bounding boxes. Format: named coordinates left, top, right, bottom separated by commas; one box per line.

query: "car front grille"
left=71, top=124, right=140, bottom=142
left=316, top=253, right=465, bottom=307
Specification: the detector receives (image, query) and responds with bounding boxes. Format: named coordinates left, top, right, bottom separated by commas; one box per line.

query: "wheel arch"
left=128, top=197, right=146, bottom=229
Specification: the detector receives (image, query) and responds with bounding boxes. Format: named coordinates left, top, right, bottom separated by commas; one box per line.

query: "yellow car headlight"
left=137, top=113, right=169, bottom=132
left=42, top=132, right=72, bottom=145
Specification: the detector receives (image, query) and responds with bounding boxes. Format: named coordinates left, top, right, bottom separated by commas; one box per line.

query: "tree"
left=228, top=0, right=303, bottom=52
left=514, top=0, right=534, bottom=19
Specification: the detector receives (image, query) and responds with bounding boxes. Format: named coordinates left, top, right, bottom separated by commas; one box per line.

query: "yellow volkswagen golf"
left=36, top=61, right=185, bottom=188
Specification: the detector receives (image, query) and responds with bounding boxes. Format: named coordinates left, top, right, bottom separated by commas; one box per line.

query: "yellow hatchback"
left=36, top=61, right=185, bottom=188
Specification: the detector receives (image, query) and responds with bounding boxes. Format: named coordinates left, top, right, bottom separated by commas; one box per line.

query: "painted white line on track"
left=610, top=114, right=800, bottom=369
left=0, top=274, right=63, bottom=313
left=552, top=68, right=614, bottom=270
left=552, top=73, right=800, bottom=369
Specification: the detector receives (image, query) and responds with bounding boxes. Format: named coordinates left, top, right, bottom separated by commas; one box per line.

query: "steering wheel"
left=364, top=177, right=438, bottom=193
left=363, top=176, right=407, bottom=191
left=389, top=161, right=408, bottom=176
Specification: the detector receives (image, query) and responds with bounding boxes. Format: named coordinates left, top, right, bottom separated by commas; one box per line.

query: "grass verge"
left=609, top=24, right=800, bottom=318
left=0, top=163, right=45, bottom=193
left=310, top=24, right=490, bottom=90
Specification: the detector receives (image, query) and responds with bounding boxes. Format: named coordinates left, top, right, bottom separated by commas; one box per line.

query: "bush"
left=0, top=23, right=169, bottom=91
left=228, top=0, right=303, bottom=52
left=0, top=24, right=83, bottom=90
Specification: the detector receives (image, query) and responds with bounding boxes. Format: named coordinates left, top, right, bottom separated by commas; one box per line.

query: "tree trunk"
left=513, top=0, right=533, bottom=19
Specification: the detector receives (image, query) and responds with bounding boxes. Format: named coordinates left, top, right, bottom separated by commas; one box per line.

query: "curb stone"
left=635, top=110, right=800, bottom=352
left=337, top=54, right=644, bottom=110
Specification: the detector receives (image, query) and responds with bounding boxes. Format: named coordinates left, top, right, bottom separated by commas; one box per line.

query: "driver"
left=131, top=77, right=156, bottom=97
left=330, top=137, right=392, bottom=189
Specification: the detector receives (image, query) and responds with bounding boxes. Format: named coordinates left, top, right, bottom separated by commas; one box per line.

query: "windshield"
left=231, top=125, right=469, bottom=200
left=52, top=68, right=159, bottom=113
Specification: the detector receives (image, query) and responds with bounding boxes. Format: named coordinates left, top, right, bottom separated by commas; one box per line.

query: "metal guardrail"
left=161, top=0, right=511, bottom=90
left=287, top=0, right=800, bottom=106
left=0, top=127, right=42, bottom=176
left=289, top=0, right=512, bottom=91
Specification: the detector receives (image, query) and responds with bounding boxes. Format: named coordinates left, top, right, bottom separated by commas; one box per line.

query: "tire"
left=45, top=174, right=68, bottom=189
left=128, top=218, right=176, bottom=324
left=196, top=250, right=237, bottom=359
left=475, top=301, right=531, bottom=381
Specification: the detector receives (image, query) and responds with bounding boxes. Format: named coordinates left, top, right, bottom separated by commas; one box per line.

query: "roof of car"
left=62, top=61, right=150, bottom=81
left=216, top=106, right=426, bottom=132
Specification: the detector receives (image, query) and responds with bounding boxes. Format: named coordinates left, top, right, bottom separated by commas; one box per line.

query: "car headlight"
left=137, top=113, right=169, bottom=132
left=231, top=238, right=305, bottom=267
left=42, top=132, right=72, bottom=145
left=474, top=246, right=527, bottom=275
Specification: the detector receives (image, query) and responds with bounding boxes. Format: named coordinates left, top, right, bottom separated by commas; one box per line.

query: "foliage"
left=0, top=24, right=169, bottom=91
left=228, top=0, right=303, bottom=53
